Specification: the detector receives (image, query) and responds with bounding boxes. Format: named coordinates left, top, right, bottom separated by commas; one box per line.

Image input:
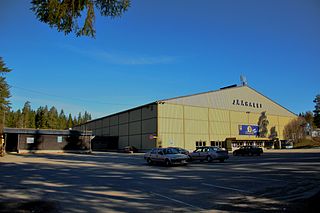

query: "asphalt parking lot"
left=1, top=150, right=320, bottom=212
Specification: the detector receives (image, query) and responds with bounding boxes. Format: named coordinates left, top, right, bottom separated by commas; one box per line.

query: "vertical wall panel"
left=110, top=115, right=119, bottom=126
left=119, top=124, right=129, bottom=136
left=142, top=104, right=157, bottom=119
left=130, top=109, right=142, bottom=122
left=158, top=118, right=183, bottom=134
left=129, top=121, right=141, bottom=135
left=129, top=135, right=141, bottom=149
left=184, top=106, right=208, bottom=120
left=209, top=109, right=230, bottom=122
left=119, top=136, right=129, bottom=149
left=210, top=122, right=230, bottom=135
left=101, top=127, right=110, bottom=136
left=95, top=120, right=103, bottom=129
left=119, top=112, right=129, bottom=124
left=159, top=133, right=184, bottom=149
left=184, top=120, right=208, bottom=134
left=141, top=134, right=156, bottom=150
left=158, top=104, right=183, bottom=119
left=248, top=113, right=260, bottom=125
left=110, top=126, right=119, bottom=136
left=102, top=118, right=110, bottom=127
left=142, top=118, right=157, bottom=134
left=230, top=111, right=248, bottom=123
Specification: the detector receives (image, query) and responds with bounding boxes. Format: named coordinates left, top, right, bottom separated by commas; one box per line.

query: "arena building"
left=74, top=84, right=296, bottom=151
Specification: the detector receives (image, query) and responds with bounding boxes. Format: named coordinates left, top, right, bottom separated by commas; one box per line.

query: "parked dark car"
left=233, top=146, right=263, bottom=156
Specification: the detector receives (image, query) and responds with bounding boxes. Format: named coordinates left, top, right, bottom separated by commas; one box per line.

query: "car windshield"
left=164, top=148, right=179, bottom=154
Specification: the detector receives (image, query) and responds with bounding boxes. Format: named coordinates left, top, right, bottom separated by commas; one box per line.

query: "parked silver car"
left=144, top=148, right=188, bottom=166
left=189, top=146, right=229, bottom=162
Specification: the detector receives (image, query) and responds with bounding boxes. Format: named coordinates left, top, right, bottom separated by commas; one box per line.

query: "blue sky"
left=1, top=0, right=319, bottom=118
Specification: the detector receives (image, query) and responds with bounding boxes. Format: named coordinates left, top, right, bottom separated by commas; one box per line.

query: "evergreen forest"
left=5, top=101, right=91, bottom=130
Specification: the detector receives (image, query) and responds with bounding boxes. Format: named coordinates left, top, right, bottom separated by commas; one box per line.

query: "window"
left=211, top=141, right=214, bottom=146
left=196, top=141, right=200, bottom=147
left=26, top=137, right=34, bottom=144
left=203, top=141, right=206, bottom=146
left=57, top=136, right=63, bottom=143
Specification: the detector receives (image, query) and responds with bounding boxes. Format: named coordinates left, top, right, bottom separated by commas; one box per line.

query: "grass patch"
left=294, top=138, right=320, bottom=148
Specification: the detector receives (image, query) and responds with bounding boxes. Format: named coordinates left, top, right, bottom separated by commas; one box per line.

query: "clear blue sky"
left=1, top=0, right=319, bottom=118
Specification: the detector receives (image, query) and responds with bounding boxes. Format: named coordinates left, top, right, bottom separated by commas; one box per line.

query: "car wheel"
left=206, top=156, right=213, bottom=162
left=146, top=158, right=153, bottom=165
left=219, top=159, right=225, bottom=163
left=165, top=159, right=171, bottom=167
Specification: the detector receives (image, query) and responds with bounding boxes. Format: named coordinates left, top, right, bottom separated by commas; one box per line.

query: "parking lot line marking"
left=150, top=192, right=205, bottom=211
left=238, top=176, right=285, bottom=183
left=202, top=183, right=253, bottom=194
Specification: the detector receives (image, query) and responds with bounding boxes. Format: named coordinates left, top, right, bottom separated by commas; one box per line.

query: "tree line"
left=284, top=95, right=320, bottom=143
left=0, top=57, right=11, bottom=135
left=5, top=101, right=91, bottom=130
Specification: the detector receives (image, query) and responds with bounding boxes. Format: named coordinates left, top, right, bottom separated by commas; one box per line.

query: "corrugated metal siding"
left=142, top=105, right=156, bottom=119
left=129, top=121, right=141, bottom=135
left=142, top=119, right=157, bottom=134
left=209, top=109, right=229, bottom=122
left=102, top=118, right=109, bottom=127
left=110, top=115, right=119, bottom=126
left=158, top=118, right=183, bottom=134
left=141, top=134, right=156, bottom=149
left=119, top=124, right=129, bottom=136
left=130, top=109, right=142, bottom=122
left=119, top=136, right=129, bottom=148
left=158, top=102, right=296, bottom=150
left=158, top=104, right=183, bottom=118
left=160, top=133, right=184, bottom=148
left=110, top=126, right=118, bottom=136
left=184, top=106, right=208, bottom=120
left=119, top=112, right=129, bottom=124
left=76, top=103, right=157, bottom=150
left=129, top=135, right=141, bottom=148
left=185, top=120, right=208, bottom=134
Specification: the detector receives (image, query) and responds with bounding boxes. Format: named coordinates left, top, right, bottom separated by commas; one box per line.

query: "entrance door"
left=5, top=134, right=19, bottom=153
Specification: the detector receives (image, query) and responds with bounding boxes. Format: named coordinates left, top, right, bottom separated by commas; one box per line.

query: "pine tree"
left=67, top=114, right=73, bottom=129
left=0, top=57, right=11, bottom=134
left=313, top=95, right=320, bottom=128
left=31, top=0, right=130, bottom=38
left=48, top=106, right=58, bottom=129
left=35, top=106, right=50, bottom=129
left=258, top=111, right=269, bottom=137
left=22, top=101, right=32, bottom=128
left=83, top=111, right=92, bottom=123
left=269, top=126, right=278, bottom=140
left=58, top=110, right=67, bottom=129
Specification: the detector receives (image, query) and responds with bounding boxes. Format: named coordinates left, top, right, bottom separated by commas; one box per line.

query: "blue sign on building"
left=239, top=125, right=259, bottom=136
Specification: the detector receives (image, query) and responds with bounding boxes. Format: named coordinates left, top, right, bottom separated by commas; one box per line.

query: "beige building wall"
left=74, top=85, right=296, bottom=151
left=158, top=102, right=296, bottom=150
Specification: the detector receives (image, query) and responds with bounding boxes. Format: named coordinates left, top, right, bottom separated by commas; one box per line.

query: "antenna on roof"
left=240, top=75, right=248, bottom=86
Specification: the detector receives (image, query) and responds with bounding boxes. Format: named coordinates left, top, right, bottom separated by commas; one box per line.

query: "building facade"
left=74, top=85, right=296, bottom=151
left=3, top=128, right=92, bottom=153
